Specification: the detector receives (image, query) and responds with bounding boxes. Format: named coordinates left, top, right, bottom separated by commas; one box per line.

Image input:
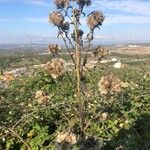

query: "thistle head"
left=49, top=11, right=64, bottom=26
left=56, top=132, right=77, bottom=144
left=61, top=21, right=70, bottom=31
left=44, top=58, right=65, bottom=79
left=35, top=91, right=50, bottom=104
left=93, top=45, right=109, bottom=60
left=71, top=29, right=84, bottom=45
left=98, top=74, right=125, bottom=95
left=54, top=0, right=69, bottom=9
left=48, top=44, right=62, bottom=53
left=71, top=29, right=84, bottom=41
left=72, top=8, right=80, bottom=17
left=76, top=0, right=91, bottom=13
left=76, top=0, right=91, bottom=6
left=87, top=11, right=105, bottom=31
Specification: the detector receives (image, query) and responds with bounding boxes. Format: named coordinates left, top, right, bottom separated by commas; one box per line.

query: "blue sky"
left=0, top=0, right=150, bottom=44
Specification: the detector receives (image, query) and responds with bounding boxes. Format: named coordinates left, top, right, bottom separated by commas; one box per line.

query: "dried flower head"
left=93, top=45, right=109, bottom=61
left=144, top=71, right=150, bottom=79
left=57, top=21, right=70, bottom=38
left=54, top=0, right=69, bottom=9
left=72, top=8, right=80, bottom=16
left=48, top=44, right=61, bottom=57
left=86, top=32, right=94, bottom=42
left=73, top=0, right=91, bottom=13
left=72, top=8, right=80, bottom=23
left=71, top=29, right=84, bottom=40
left=49, top=11, right=64, bottom=26
left=71, top=29, right=84, bottom=45
left=44, top=58, right=65, bottom=79
left=98, top=74, right=125, bottom=94
left=1, top=73, right=15, bottom=82
left=83, top=61, right=97, bottom=71
left=101, top=112, right=108, bottom=121
left=95, top=112, right=109, bottom=121
left=56, top=132, right=77, bottom=144
left=35, top=91, right=50, bottom=104
left=61, top=21, right=70, bottom=31
left=87, top=11, right=105, bottom=32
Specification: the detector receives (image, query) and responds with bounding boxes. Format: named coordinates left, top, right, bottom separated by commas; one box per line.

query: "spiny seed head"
left=48, top=44, right=61, bottom=54
left=76, top=0, right=91, bottom=6
left=93, top=45, right=109, bottom=59
left=72, top=8, right=80, bottom=16
left=56, top=132, right=77, bottom=144
left=98, top=74, right=124, bottom=95
left=49, top=11, right=64, bottom=26
left=70, top=0, right=91, bottom=13
left=35, top=91, right=50, bottom=104
left=56, top=0, right=69, bottom=8
left=87, top=11, right=105, bottom=31
left=54, top=0, right=69, bottom=9
left=1, top=73, right=15, bottom=82
left=71, top=29, right=84, bottom=41
left=71, top=8, right=80, bottom=23
left=95, top=112, right=109, bottom=121
left=44, top=58, right=65, bottom=79
left=61, top=21, right=70, bottom=31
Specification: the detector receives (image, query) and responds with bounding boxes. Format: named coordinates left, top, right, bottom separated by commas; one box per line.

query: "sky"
left=0, top=0, right=150, bottom=45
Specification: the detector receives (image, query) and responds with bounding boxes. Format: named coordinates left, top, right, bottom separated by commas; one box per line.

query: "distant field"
left=0, top=45, right=150, bottom=71
left=113, top=46, right=150, bottom=55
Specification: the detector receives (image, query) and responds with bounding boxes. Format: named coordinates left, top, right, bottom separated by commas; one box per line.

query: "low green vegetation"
left=0, top=54, right=71, bottom=70
left=0, top=60, right=149, bottom=149
left=0, top=52, right=150, bottom=70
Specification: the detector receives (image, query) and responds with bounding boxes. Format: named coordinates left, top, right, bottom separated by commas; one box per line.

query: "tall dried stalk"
left=49, top=0, right=105, bottom=136
left=72, top=10, right=84, bottom=134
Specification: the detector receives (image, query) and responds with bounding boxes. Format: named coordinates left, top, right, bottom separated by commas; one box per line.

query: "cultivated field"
left=115, top=46, right=150, bottom=55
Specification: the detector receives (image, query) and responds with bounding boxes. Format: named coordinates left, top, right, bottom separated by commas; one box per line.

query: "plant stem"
left=73, top=10, right=85, bottom=135
left=8, top=128, right=31, bottom=150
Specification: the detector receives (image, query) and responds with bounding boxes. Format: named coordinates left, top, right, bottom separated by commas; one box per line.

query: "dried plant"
left=95, top=112, right=109, bottom=121
left=87, top=11, right=105, bottom=33
left=44, top=58, right=65, bottom=79
left=143, top=71, right=150, bottom=79
left=56, top=132, right=77, bottom=144
left=48, top=44, right=62, bottom=57
left=1, top=73, right=15, bottom=82
left=54, top=0, right=69, bottom=10
left=49, top=11, right=64, bottom=26
left=93, top=45, right=109, bottom=61
left=98, top=74, right=125, bottom=95
left=57, top=21, right=70, bottom=40
left=71, top=29, right=84, bottom=45
left=35, top=91, right=51, bottom=104
left=72, top=8, right=80, bottom=24
left=72, top=0, right=91, bottom=14
left=49, top=0, right=105, bottom=138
